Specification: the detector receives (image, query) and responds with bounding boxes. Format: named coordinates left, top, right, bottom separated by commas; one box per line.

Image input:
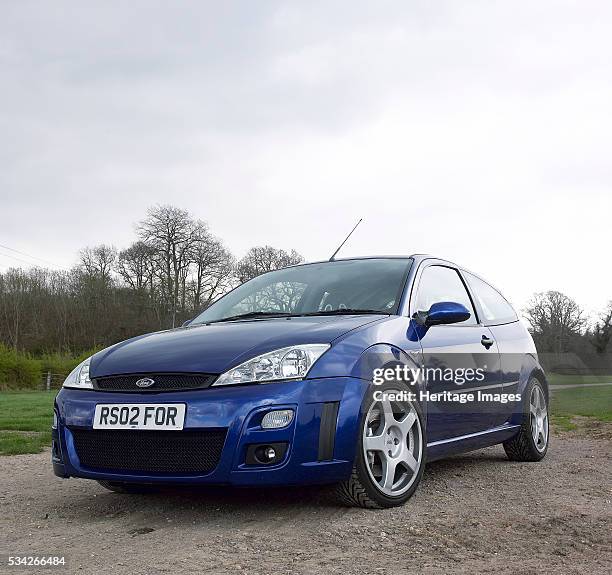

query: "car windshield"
left=192, top=258, right=413, bottom=324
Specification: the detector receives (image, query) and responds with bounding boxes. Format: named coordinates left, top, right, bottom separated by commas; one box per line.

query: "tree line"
left=0, top=205, right=610, bottom=364
left=0, top=205, right=303, bottom=354
left=522, top=291, right=611, bottom=375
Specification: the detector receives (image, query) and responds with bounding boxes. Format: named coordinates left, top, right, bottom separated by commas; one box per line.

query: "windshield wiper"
left=300, top=308, right=388, bottom=316
left=206, top=311, right=293, bottom=323
left=206, top=308, right=388, bottom=324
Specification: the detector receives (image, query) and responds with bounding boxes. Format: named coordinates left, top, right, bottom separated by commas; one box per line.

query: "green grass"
left=0, top=430, right=52, bottom=455
left=550, top=385, right=612, bottom=422
left=549, top=415, right=577, bottom=432
left=0, top=391, right=55, bottom=455
left=547, top=374, right=612, bottom=386
left=545, top=376, right=612, bottom=430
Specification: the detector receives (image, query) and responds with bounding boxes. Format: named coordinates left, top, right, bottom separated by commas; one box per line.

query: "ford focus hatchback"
left=52, top=256, right=549, bottom=508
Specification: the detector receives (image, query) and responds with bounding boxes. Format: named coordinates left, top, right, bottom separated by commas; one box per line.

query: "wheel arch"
left=522, top=354, right=549, bottom=401
left=508, top=354, right=549, bottom=428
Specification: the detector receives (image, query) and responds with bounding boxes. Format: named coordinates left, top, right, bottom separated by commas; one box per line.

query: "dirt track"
left=1, top=429, right=610, bottom=575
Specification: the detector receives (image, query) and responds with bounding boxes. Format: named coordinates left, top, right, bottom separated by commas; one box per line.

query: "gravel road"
left=1, top=428, right=610, bottom=575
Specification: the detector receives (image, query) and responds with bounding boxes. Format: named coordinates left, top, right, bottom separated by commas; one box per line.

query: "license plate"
left=93, top=404, right=186, bottom=430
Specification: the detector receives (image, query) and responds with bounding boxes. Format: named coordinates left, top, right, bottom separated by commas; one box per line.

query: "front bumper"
left=52, top=376, right=368, bottom=486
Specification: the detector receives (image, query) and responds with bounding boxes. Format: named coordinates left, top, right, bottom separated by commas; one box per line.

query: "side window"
left=464, top=272, right=517, bottom=325
left=414, top=266, right=477, bottom=325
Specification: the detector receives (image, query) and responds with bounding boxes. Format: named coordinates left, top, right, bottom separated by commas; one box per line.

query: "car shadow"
left=56, top=446, right=511, bottom=524
left=425, top=448, right=509, bottom=474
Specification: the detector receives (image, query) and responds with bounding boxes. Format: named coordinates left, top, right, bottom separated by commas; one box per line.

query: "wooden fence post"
left=46, top=371, right=51, bottom=392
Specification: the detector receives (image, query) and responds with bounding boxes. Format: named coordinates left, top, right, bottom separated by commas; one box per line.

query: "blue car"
left=52, top=256, right=549, bottom=508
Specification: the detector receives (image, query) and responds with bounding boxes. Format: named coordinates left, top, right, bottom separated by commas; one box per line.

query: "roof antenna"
left=329, top=218, right=363, bottom=261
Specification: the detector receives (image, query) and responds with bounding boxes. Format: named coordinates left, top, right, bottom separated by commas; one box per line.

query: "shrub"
left=37, top=352, right=84, bottom=378
left=0, top=345, right=42, bottom=390
left=0, top=346, right=100, bottom=390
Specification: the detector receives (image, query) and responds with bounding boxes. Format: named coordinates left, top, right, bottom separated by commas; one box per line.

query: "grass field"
left=549, top=385, right=612, bottom=431
left=546, top=374, right=612, bottom=386
left=1, top=383, right=611, bottom=455
left=0, top=392, right=54, bottom=455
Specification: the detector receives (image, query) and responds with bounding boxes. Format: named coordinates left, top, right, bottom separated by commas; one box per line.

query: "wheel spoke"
left=530, top=402, right=538, bottom=417
left=364, top=432, right=386, bottom=452
left=398, top=411, right=417, bottom=435
left=380, top=398, right=394, bottom=423
left=381, top=456, right=397, bottom=490
left=401, top=450, right=418, bottom=472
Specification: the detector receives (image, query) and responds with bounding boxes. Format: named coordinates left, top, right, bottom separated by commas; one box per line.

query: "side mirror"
left=181, top=319, right=193, bottom=327
left=417, top=301, right=471, bottom=326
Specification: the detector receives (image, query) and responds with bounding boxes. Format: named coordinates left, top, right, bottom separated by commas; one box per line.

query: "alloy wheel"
left=530, top=385, right=548, bottom=452
left=362, top=391, right=423, bottom=497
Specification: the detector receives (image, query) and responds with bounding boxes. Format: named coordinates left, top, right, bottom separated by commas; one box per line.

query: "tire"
left=97, top=480, right=159, bottom=494
left=503, top=377, right=549, bottom=462
left=334, top=381, right=426, bottom=508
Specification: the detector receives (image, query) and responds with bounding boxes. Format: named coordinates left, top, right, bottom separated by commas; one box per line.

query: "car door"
left=411, top=263, right=503, bottom=443
left=463, top=271, right=523, bottom=428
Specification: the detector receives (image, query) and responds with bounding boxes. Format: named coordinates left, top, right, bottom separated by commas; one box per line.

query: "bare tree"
left=523, top=291, right=586, bottom=353
left=116, top=242, right=156, bottom=292
left=236, top=246, right=304, bottom=283
left=137, top=205, right=200, bottom=327
left=590, top=301, right=612, bottom=354
left=0, top=205, right=311, bottom=353
left=79, top=245, right=117, bottom=286
left=189, top=232, right=235, bottom=310
left=0, top=268, right=27, bottom=349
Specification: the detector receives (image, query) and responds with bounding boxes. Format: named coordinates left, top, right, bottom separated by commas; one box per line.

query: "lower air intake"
left=70, top=428, right=227, bottom=474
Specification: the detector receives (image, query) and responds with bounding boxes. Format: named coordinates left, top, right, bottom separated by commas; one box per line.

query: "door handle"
left=481, top=335, right=494, bottom=349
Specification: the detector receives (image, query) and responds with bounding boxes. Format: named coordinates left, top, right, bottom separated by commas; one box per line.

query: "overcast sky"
left=1, top=1, right=610, bottom=318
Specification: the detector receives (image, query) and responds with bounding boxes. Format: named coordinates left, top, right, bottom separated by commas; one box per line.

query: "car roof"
left=286, top=254, right=489, bottom=285
left=287, top=254, right=438, bottom=267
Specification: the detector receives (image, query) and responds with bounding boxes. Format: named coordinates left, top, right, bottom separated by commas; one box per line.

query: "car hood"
left=90, top=315, right=386, bottom=377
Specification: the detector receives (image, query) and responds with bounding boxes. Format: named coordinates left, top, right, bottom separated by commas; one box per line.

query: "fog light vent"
left=257, top=446, right=276, bottom=462
left=261, top=409, right=294, bottom=429
left=245, top=442, right=288, bottom=465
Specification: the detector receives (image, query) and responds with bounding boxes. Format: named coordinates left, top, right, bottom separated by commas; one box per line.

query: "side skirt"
left=426, top=424, right=521, bottom=462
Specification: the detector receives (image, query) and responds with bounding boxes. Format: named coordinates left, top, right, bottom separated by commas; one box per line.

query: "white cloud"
left=0, top=0, right=610, bottom=317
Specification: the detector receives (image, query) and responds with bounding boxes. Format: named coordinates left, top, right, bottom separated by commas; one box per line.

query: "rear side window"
left=464, top=272, right=517, bottom=325
left=414, top=265, right=477, bottom=325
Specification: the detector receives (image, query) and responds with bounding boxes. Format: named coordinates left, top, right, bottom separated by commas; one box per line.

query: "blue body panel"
left=53, top=255, right=546, bottom=486
left=90, top=315, right=385, bottom=377
left=54, top=377, right=369, bottom=485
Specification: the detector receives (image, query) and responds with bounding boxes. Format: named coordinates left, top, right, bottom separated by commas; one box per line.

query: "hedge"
left=0, top=345, right=97, bottom=390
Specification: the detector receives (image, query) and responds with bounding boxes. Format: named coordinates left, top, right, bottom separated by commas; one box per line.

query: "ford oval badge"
left=135, top=377, right=155, bottom=388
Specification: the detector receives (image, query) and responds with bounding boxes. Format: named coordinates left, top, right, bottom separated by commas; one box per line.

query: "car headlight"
left=213, top=344, right=330, bottom=386
left=62, top=357, right=93, bottom=389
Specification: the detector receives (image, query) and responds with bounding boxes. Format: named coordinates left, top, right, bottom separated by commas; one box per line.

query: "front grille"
left=93, top=373, right=216, bottom=393
left=70, top=428, right=227, bottom=474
